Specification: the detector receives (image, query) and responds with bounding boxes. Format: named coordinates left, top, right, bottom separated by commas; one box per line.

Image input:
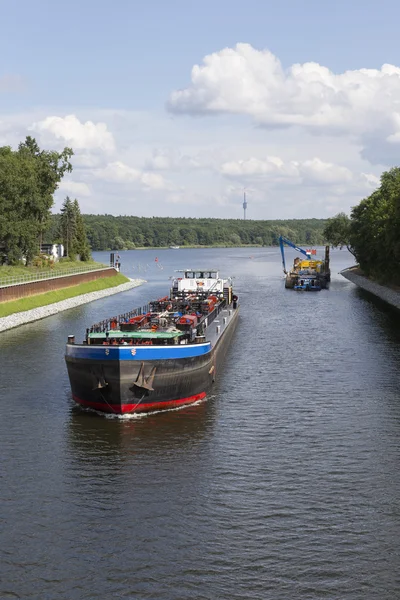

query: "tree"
left=349, top=168, right=400, bottom=282
left=113, top=236, right=126, bottom=250
left=323, top=212, right=355, bottom=256
left=59, top=197, right=77, bottom=258
left=17, top=137, right=73, bottom=252
left=59, top=197, right=91, bottom=260
left=0, top=137, right=73, bottom=264
left=48, top=214, right=330, bottom=252
left=72, top=199, right=91, bottom=261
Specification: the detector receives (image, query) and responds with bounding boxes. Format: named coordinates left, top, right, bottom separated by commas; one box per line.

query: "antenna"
left=243, top=190, right=247, bottom=220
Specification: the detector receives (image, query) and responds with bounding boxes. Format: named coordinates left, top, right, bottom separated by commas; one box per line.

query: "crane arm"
left=279, top=235, right=311, bottom=275
left=279, top=236, right=287, bottom=274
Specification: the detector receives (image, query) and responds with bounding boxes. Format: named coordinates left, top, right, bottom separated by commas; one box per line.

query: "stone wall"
left=341, top=267, right=400, bottom=310
left=0, top=268, right=118, bottom=303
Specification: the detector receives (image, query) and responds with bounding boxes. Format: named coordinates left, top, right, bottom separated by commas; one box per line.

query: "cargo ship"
left=65, top=269, right=239, bottom=414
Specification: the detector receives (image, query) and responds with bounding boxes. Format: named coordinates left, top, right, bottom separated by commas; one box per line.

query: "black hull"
left=66, top=307, right=239, bottom=414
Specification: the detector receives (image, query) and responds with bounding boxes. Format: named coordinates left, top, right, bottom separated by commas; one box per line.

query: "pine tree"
left=72, top=199, right=91, bottom=261
left=59, top=197, right=76, bottom=259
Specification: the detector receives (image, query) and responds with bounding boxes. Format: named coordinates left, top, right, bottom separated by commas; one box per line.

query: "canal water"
left=1, top=247, right=400, bottom=600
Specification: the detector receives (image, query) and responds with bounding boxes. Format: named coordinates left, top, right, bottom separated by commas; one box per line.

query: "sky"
left=1, top=0, right=400, bottom=219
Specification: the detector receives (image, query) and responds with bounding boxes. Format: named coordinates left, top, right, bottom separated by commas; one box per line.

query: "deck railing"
left=0, top=264, right=112, bottom=289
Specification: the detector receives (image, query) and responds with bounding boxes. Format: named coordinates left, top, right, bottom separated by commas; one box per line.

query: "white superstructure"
left=172, top=270, right=229, bottom=294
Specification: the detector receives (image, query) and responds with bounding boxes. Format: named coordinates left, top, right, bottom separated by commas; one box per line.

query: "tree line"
left=46, top=214, right=328, bottom=250
left=324, top=167, right=400, bottom=285
left=5, top=136, right=398, bottom=281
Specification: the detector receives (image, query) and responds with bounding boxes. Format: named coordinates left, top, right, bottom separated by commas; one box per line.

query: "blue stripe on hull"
left=65, top=342, right=212, bottom=361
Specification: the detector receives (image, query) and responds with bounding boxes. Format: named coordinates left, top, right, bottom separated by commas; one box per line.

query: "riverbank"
left=0, top=278, right=145, bottom=332
left=0, top=259, right=106, bottom=284
left=340, top=266, right=400, bottom=310
left=0, top=273, right=131, bottom=317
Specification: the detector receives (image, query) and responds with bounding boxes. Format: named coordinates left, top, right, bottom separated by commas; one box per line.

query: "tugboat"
left=65, top=269, right=239, bottom=414
left=279, top=236, right=331, bottom=291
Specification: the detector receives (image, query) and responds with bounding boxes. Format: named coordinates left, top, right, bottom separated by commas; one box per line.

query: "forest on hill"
left=46, top=215, right=328, bottom=250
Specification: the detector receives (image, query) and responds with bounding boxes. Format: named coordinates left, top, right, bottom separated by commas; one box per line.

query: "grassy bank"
left=0, top=260, right=106, bottom=284
left=0, top=273, right=129, bottom=318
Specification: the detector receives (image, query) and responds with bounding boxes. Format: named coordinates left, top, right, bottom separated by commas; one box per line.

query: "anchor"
left=130, top=362, right=157, bottom=393
left=209, top=360, right=216, bottom=383
left=91, top=368, right=108, bottom=391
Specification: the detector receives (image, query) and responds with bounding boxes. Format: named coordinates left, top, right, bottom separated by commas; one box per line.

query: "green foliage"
left=32, top=255, right=55, bottom=268
left=52, top=215, right=327, bottom=251
left=0, top=137, right=73, bottom=265
left=73, top=199, right=91, bottom=260
left=59, top=197, right=77, bottom=258
left=323, top=212, right=354, bottom=255
left=349, top=167, right=400, bottom=284
left=59, top=197, right=91, bottom=260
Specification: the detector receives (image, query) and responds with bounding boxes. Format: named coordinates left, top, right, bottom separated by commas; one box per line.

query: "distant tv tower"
left=243, top=191, right=248, bottom=220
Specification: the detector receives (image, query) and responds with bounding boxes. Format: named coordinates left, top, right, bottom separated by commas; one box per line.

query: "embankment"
left=0, top=267, right=120, bottom=302
left=341, top=267, right=400, bottom=310
left=0, top=277, right=146, bottom=333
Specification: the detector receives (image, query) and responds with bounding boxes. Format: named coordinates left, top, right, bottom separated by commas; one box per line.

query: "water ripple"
left=1, top=248, right=400, bottom=599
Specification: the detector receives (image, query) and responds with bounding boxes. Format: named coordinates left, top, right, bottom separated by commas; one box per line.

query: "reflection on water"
left=67, top=398, right=216, bottom=461
left=355, top=287, right=400, bottom=343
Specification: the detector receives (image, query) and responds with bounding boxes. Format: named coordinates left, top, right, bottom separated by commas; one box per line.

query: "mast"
left=243, top=191, right=247, bottom=220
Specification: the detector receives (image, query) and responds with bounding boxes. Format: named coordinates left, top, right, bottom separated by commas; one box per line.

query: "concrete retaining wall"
left=0, top=268, right=118, bottom=303
left=341, top=267, right=400, bottom=310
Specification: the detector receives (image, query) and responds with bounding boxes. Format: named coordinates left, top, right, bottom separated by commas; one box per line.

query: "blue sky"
left=1, top=0, right=400, bottom=218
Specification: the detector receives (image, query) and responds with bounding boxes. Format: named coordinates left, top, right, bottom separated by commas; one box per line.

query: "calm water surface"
left=1, top=247, right=400, bottom=599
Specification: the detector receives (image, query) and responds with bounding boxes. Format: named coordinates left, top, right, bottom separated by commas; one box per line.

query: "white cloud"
left=168, top=43, right=400, bottom=161
left=0, top=105, right=384, bottom=219
left=58, top=180, right=91, bottom=197
left=221, top=156, right=296, bottom=178
left=361, top=172, right=380, bottom=187
left=145, top=150, right=173, bottom=170
left=220, top=156, right=359, bottom=186
left=30, top=114, right=115, bottom=152
left=299, top=158, right=353, bottom=185
left=93, top=160, right=172, bottom=191
left=144, top=148, right=203, bottom=171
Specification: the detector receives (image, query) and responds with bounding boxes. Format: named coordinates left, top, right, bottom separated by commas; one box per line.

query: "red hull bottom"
left=72, top=392, right=207, bottom=414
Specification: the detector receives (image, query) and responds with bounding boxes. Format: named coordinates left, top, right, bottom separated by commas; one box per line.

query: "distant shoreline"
left=102, top=243, right=330, bottom=251
left=102, top=244, right=266, bottom=251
